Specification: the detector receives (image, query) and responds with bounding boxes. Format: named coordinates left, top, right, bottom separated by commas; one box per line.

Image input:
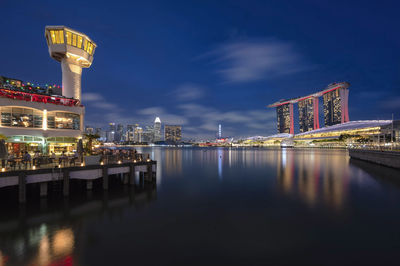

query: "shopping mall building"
left=0, top=26, right=96, bottom=155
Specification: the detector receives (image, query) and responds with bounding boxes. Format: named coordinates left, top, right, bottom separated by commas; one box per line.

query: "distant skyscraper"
left=154, top=117, right=162, bottom=142
left=164, top=125, right=182, bottom=143
left=276, top=103, right=294, bottom=134
left=134, top=126, right=143, bottom=143
left=298, top=97, right=319, bottom=133
left=218, top=124, right=222, bottom=138
left=107, top=123, right=116, bottom=142
left=323, top=87, right=349, bottom=126
left=116, top=124, right=124, bottom=142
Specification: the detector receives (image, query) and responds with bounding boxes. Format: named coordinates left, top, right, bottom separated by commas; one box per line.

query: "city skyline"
left=1, top=1, right=400, bottom=138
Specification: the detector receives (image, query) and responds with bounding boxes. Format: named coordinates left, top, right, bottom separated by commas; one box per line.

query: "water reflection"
left=0, top=182, right=157, bottom=265
left=275, top=149, right=350, bottom=210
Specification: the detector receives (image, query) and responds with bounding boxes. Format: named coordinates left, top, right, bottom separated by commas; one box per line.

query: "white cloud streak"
left=208, top=39, right=310, bottom=83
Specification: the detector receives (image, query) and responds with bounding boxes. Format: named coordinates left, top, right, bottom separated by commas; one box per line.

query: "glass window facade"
left=49, top=112, right=80, bottom=130
left=0, top=107, right=80, bottom=130
left=62, top=30, right=95, bottom=55
left=0, top=107, right=42, bottom=128
left=50, top=30, right=64, bottom=44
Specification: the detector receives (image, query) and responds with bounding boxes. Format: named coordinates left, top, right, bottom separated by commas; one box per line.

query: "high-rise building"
left=115, top=124, right=124, bottom=142
left=134, top=126, right=143, bottom=143
left=164, top=125, right=182, bottom=143
left=154, top=117, right=162, bottom=142
left=269, top=82, right=349, bottom=134
left=298, top=97, right=319, bottom=133
left=276, top=103, right=294, bottom=134
left=323, top=87, right=349, bottom=126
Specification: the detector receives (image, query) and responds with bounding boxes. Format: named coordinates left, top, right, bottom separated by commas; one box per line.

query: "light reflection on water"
left=0, top=147, right=400, bottom=265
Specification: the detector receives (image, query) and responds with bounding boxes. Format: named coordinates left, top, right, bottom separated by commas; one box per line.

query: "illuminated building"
left=0, top=26, right=97, bottom=154
left=45, top=26, right=96, bottom=100
left=276, top=103, right=294, bottom=134
left=164, top=125, right=182, bottom=143
left=154, top=117, right=162, bottom=142
left=298, top=97, right=319, bottom=132
left=268, top=82, right=349, bottom=134
left=323, top=86, right=349, bottom=126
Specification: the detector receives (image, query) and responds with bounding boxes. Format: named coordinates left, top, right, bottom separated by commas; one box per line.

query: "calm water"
left=1, top=147, right=400, bottom=265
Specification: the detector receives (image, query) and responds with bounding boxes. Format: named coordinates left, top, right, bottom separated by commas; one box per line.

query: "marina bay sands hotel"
left=268, top=82, right=350, bottom=134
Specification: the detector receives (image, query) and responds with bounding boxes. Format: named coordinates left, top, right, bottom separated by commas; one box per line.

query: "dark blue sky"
left=1, top=0, right=400, bottom=139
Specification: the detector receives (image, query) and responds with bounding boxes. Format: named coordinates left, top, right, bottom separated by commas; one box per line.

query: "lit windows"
left=48, top=28, right=95, bottom=55
left=50, top=30, right=56, bottom=44
left=59, top=30, right=64, bottom=43
left=77, top=36, right=83, bottom=48
left=66, top=31, right=72, bottom=45
left=72, top=34, right=77, bottom=47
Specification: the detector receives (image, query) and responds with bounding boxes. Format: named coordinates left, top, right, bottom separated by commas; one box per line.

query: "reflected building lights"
left=277, top=149, right=349, bottom=210
left=218, top=148, right=223, bottom=180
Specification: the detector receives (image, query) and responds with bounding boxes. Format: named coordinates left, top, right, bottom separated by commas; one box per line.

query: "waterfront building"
left=115, top=124, right=124, bottom=142
left=294, top=120, right=399, bottom=145
left=164, top=125, right=182, bottom=143
left=276, top=103, right=294, bottom=134
left=154, top=117, right=162, bottom=142
left=323, top=86, right=349, bottom=126
left=134, top=126, right=143, bottom=143
left=142, top=126, right=154, bottom=143
left=268, top=82, right=349, bottom=134
left=0, top=26, right=96, bottom=155
left=298, top=97, right=319, bottom=133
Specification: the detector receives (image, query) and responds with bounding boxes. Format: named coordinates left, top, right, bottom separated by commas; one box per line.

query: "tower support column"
left=313, top=97, right=320, bottom=130
left=61, top=59, right=83, bottom=100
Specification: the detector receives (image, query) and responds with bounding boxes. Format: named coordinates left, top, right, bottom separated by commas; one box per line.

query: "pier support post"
left=140, top=172, right=144, bottom=186
left=63, top=169, right=69, bottom=197
left=102, top=166, right=108, bottom=190
left=86, top=180, right=93, bottom=190
left=18, top=172, right=26, bottom=203
left=129, top=164, right=136, bottom=185
left=146, top=164, right=153, bottom=183
left=123, top=173, right=129, bottom=185
left=40, top=182, right=48, bottom=197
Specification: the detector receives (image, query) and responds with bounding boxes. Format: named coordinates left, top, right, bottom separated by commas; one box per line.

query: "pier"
left=0, top=154, right=157, bottom=203
left=349, top=149, right=400, bottom=169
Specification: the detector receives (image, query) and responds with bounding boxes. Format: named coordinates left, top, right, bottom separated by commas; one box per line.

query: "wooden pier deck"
left=0, top=157, right=157, bottom=203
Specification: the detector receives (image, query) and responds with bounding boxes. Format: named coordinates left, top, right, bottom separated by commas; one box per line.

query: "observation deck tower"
left=45, top=26, right=97, bottom=100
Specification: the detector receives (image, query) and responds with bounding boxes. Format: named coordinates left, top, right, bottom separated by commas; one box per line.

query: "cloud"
left=82, top=92, right=119, bottom=111
left=82, top=93, right=104, bottom=102
left=171, top=84, right=205, bottom=101
left=381, top=97, right=400, bottom=109
left=207, top=39, right=310, bottom=83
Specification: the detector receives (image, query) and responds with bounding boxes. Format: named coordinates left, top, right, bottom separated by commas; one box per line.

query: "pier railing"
left=1, top=153, right=151, bottom=172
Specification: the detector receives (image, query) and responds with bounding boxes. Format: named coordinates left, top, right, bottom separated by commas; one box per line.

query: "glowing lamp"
left=1, top=168, right=5, bottom=172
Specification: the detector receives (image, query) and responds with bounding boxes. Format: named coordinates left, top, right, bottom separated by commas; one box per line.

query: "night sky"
left=1, top=0, right=400, bottom=139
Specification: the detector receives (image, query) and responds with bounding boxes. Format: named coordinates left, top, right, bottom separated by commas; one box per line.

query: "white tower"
left=45, top=26, right=97, bottom=100
left=154, top=117, right=162, bottom=142
left=218, top=124, right=222, bottom=139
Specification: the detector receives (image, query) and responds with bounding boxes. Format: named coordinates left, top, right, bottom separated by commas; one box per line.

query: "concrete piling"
left=40, top=182, right=48, bottom=197
left=18, top=172, right=26, bottom=203
left=63, top=169, right=69, bottom=197
left=102, top=166, right=108, bottom=190
left=86, top=180, right=93, bottom=190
